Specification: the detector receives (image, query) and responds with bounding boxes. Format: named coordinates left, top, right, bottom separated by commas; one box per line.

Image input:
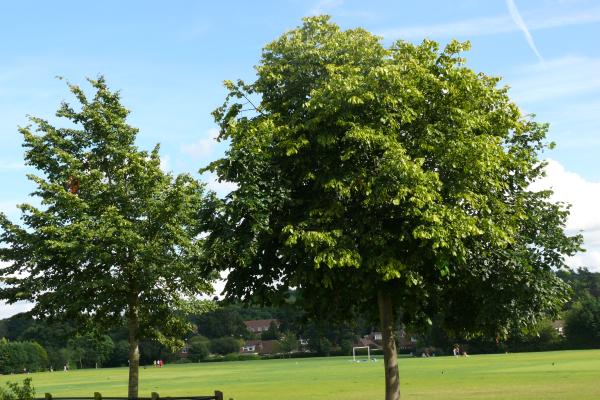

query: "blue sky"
left=1, top=0, right=600, bottom=317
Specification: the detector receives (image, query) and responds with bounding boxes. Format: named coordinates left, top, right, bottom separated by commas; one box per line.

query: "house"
left=551, top=320, right=565, bottom=336
left=179, top=342, right=190, bottom=357
left=243, top=319, right=279, bottom=334
left=240, top=339, right=279, bottom=354
left=355, top=337, right=381, bottom=350
left=397, top=335, right=418, bottom=351
left=240, top=340, right=260, bottom=353
left=397, top=328, right=418, bottom=352
left=353, top=331, right=383, bottom=343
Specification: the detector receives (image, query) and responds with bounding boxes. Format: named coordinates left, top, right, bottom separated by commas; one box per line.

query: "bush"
left=223, top=352, right=240, bottom=361
left=260, top=352, right=320, bottom=360
left=188, top=336, right=210, bottom=362
left=238, top=353, right=260, bottom=361
left=0, top=378, right=35, bottom=400
left=172, top=357, right=192, bottom=364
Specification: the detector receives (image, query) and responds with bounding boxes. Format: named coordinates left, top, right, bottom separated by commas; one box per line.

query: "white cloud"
left=0, top=301, right=33, bottom=319
left=506, top=0, right=544, bottom=64
left=377, top=5, right=600, bottom=40
left=530, top=159, right=600, bottom=271
left=181, top=128, right=220, bottom=159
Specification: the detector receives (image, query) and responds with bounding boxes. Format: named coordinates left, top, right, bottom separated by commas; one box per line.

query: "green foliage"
left=278, top=331, right=298, bottom=355
left=558, top=267, right=600, bottom=304
left=209, top=337, right=242, bottom=355
left=106, top=340, right=129, bottom=367
left=0, top=378, right=35, bottom=400
left=187, top=336, right=210, bottom=362
left=192, top=308, right=250, bottom=339
left=0, top=77, right=215, bottom=396
left=204, top=16, right=582, bottom=338
left=260, top=321, right=280, bottom=340
left=565, top=295, right=600, bottom=347
left=222, top=352, right=241, bottom=361
left=68, top=334, right=114, bottom=368
left=0, top=77, right=213, bottom=342
left=172, top=357, right=192, bottom=364
left=0, top=338, right=48, bottom=374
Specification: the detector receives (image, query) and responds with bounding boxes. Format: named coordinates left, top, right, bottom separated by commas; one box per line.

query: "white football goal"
left=352, top=346, right=371, bottom=362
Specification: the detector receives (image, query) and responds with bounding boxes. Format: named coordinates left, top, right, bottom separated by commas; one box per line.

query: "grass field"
left=2, top=350, right=600, bottom=400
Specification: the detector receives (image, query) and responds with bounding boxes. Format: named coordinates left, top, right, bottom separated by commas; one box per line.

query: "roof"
left=355, top=337, right=381, bottom=349
left=243, top=319, right=279, bottom=330
left=240, top=339, right=279, bottom=354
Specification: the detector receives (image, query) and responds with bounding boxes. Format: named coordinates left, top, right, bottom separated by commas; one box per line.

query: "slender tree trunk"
left=378, top=288, right=400, bottom=400
left=128, top=297, right=140, bottom=399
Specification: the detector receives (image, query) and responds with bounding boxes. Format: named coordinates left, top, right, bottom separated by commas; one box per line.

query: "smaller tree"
left=278, top=331, right=298, bottom=357
left=260, top=321, right=280, bottom=340
left=187, top=336, right=210, bottom=362
left=106, top=340, right=129, bottom=367
left=0, top=78, right=214, bottom=398
left=193, top=308, right=249, bottom=339
left=68, top=334, right=114, bottom=368
left=565, top=295, right=600, bottom=347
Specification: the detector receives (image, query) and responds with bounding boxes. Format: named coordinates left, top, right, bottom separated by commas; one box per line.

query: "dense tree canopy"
left=204, top=16, right=582, bottom=399
left=192, top=308, right=250, bottom=339
left=0, top=78, right=214, bottom=398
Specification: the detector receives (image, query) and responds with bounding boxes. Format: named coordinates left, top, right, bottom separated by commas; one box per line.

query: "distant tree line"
left=1, top=267, right=598, bottom=372
left=416, top=267, right=600, bottom=354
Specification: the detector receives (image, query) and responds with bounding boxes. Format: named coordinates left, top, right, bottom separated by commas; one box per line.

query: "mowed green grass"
left=2, top=350, right=600, bottom=400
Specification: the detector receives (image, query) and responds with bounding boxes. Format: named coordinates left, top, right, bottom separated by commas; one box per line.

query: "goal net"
left=352, top=346, right=371, bottom=362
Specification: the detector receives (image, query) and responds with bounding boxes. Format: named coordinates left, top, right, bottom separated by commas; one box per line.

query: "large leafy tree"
left=204, top=17, right=583, bottom=399
left=0, top=78, right=213, bottom=398
left=565, top=294, right=600, bottom=347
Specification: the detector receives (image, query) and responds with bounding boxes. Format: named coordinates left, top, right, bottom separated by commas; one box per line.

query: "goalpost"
left=352, top=346, right=371, bottom=362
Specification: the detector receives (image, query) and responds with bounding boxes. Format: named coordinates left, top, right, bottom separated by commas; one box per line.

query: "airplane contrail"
left=506, top=0, right=545, bottom=64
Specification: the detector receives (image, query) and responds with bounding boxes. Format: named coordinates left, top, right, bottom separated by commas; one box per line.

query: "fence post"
left=151, top=392, right=160, bottom=400
left=214, top=390, right=223, bottom=400
left=94, top=392, right=102, bottom=400
left=44, top=393, right=52, bottom=400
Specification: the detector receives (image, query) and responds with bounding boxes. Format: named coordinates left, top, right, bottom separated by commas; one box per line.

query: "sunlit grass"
left=2, top=350, right=600, bottom=400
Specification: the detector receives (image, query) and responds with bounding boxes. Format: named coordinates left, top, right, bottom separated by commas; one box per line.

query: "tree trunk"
left=378, top=288, right=400, bottom=400
left=127, top=298, right=140, bottom=399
